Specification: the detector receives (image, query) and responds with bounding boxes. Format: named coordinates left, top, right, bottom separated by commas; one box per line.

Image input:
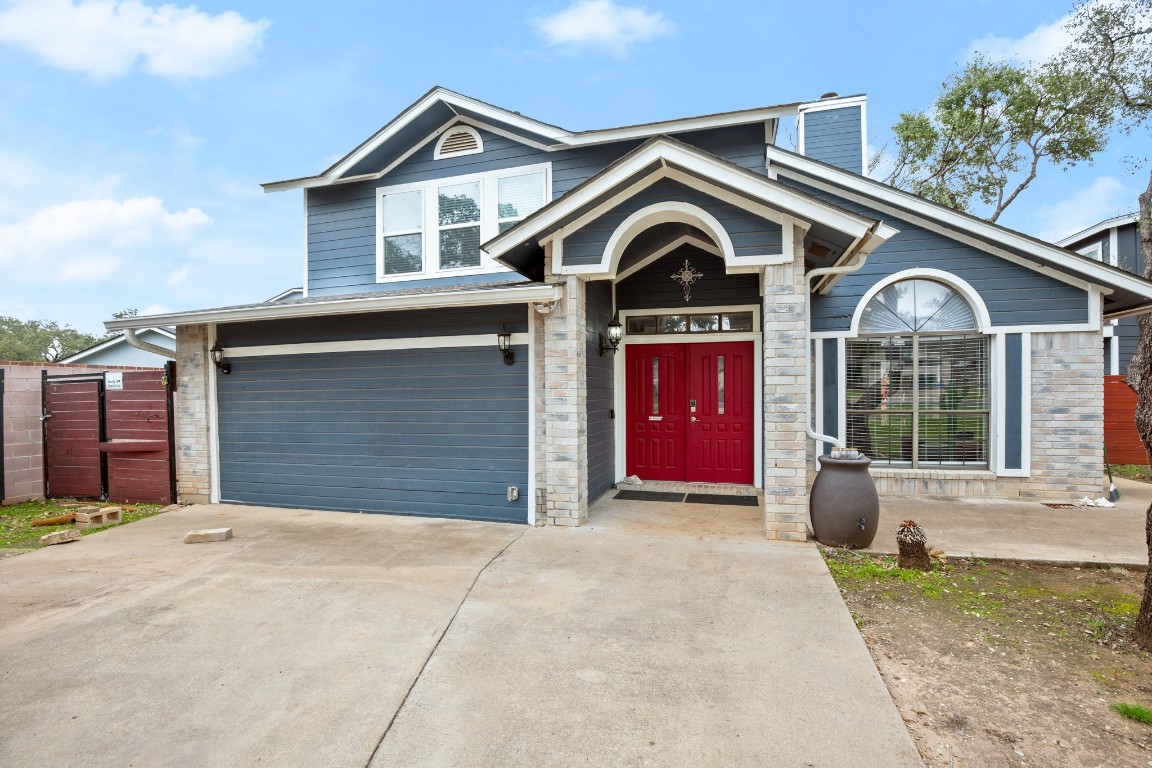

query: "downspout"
left=804, top=223, right=883, bottom=449
left=124, top=329, right=176, bottom=360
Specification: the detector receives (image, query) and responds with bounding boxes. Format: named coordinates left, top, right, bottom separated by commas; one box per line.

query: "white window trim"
left=375, top=162, right=551, bottom=283
left=433, top=125, right=484, bottom=160
left=1077, top=241, right=1104, bottom=263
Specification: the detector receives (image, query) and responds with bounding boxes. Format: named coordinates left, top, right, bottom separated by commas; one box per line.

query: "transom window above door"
left=626, top=311, right=755, bottom=335
left=376, top=163, right=550, bottom=281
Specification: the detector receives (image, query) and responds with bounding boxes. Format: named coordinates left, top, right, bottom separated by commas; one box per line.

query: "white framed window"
left=1076, top=241, right=1107, bottom=263
left=376, top=163, right=550, bottom=282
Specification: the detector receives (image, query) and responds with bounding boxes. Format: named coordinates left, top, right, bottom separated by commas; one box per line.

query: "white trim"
left=1110, top=227, right=1121, bottom=267
left=600, top=201, right=737, bottom=277
left=613, top=304, right=763, bottom=489
left=224, top=332, right=530, bottom=359
left=848, top=268, right=993, bottom=334
left=768, top=153, right=1152, bottom=301
left=325, top=89, right=569, bottom=182
left=1056, top=212, right=1138, bottom=247
left=797, top=94, right=868, bottom=115
left=207, top=323, right=222, bottom=504
left=60, top=328, right=176, bottom=363
left=1111, top=329, right=1121, bottom=375
left=1018, top=332, right=1032, bottom=476
left=526, top=304, right=536, bottom=525
left=993, top=332, right=1006, bottom=475
left=105, top=284, right=564, bottom=331
left=814, top=338, right=825, bottom=452
left=1076, top=241, right=1103, bottom=262
left=376, top=162, right=550, bottom=284
left=836, top=336, right=847, bottom=453
left=551, top=104, right=800, bottom=149
left=302, top=188, right=309, bottom=298
left=484, top=138, right=881, bottom=264
left=614, top=235, right=722, bottom=282
left=433, top=125, right=483, bottom=159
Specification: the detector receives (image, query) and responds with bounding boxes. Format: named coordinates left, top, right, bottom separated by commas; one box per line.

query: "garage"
left=214, top=307, right=531, bottom=523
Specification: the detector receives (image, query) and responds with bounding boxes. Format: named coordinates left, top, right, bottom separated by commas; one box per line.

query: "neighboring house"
left=106, top=88, right=1152, bottom=539
left=1057, top=213, right=1149, bottom=464
left=266, top=287, right=304, bottom=303
left=60, top=327, right=175, bottom=367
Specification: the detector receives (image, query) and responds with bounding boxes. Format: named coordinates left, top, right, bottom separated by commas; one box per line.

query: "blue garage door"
left=216, top=345, right=528, bottom=523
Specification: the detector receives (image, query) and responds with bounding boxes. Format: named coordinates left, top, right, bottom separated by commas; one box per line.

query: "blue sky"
left=0, top=0, right=1146, bottom=337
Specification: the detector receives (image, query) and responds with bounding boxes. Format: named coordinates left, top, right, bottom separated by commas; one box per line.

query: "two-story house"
left=106, top=88, right=1152, bottom=539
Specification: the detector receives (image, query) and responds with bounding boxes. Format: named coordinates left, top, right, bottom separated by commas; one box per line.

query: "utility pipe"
left=123, top=328, right=176, bottom=360
left=803, top=223, right=883, bottom=450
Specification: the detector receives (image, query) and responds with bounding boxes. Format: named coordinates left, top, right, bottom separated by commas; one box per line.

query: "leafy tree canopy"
left=0, top=316, right=108, bottom=362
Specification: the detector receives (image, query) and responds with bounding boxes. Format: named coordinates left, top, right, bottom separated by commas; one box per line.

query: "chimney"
left=797, top=93, right=867, bottom=175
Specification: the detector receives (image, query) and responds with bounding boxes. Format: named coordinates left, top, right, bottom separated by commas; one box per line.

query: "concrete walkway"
left=0, top=500, right=922, bottom=768
left=864, top=476, right=1150, bottom=566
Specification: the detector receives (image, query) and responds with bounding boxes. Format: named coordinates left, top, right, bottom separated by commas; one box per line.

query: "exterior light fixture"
left=497, top=325, right=515, bottom=366
left=599, top=315, right=623, bottom=356
left=209, top=342, right=231, bottom=375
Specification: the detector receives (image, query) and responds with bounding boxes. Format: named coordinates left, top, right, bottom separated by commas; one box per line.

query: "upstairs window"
left=376, top=164, right=549, bottom=281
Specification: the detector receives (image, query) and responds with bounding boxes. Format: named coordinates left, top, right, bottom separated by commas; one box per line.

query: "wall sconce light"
left=599, top=316, right=623, bottom=356
left=497, top=325, right=515, bottom=366
left=209, top=342, right=231, bottom=375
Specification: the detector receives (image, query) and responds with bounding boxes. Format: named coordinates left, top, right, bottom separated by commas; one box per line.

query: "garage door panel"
left=217, top=346, right=528, bottom=523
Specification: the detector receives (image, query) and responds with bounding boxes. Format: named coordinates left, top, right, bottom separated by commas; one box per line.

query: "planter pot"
left=809, top=454, right=880, bottom=549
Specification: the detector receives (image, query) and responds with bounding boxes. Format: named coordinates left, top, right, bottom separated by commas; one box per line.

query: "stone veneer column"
left=760, top=230, right=810, bottom=541
left=175, top=324, right=212, bottom=504
left=541, top=275, right=589, bottom=526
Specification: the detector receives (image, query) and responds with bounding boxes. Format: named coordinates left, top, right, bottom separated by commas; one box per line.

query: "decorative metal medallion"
left=671, top=259, right=703, bottom=302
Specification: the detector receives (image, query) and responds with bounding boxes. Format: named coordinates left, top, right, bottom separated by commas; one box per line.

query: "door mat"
left=685, top=493, right=760, bottom=506
left=613, top=490, right=688, bottom=502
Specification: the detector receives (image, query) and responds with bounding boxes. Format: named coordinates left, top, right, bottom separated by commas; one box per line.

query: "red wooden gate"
left=42, top=365, right=176, bottom=504
left=1104, top=375, right=1150, bottom=465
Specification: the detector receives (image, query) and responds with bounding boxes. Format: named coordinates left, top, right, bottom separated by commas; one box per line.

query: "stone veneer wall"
left=174, top=324, right=212, bottom=504
left=761, top=229, right=811, bottom=541
left=866, top=330, right=1105, bottom=499
left=540, top=275, right=589, bottom=526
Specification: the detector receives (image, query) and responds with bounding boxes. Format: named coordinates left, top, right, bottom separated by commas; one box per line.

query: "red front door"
left=626, top=341, right=754, bottom=484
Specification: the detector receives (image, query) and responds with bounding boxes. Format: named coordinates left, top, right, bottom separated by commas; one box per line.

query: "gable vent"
left=434, top=126, right=483, bottom=159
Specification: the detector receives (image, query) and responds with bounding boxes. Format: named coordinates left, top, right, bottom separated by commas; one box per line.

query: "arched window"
left=846, top=279, right=989, bottom=468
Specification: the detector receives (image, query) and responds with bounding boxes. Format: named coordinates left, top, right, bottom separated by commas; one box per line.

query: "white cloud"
left=166, top=265, right=192, bottom=285
left=0, top=0, right=270, bottom=79
left=968, top=13, right=1074, bottom=63
left=138, top=303, right=172, bottom=316
left=532, top=0, right=674, bottom=56
left=1030, top=176, right=1135, bottom=242
left=0, top=196, right=211, bottom=282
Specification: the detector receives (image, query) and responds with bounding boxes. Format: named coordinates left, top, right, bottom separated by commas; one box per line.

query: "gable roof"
left=763, top=146, right=1152, bottom=318
left=1056, top=212, right=1140, bottom=248
left=483, top=134, right=897, bottom=281
left=261, top=87, right=804, bottom=193
left=60, top=327, right=176, bottom=364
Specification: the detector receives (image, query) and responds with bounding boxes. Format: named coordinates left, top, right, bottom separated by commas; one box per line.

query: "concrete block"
left=184, top=528, right=233, bottom=544
left=40, top=529, right=82, bottom=546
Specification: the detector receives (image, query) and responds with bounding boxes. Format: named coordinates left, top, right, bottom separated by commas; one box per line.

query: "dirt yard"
left=823, top=550, right=1152, bottom=767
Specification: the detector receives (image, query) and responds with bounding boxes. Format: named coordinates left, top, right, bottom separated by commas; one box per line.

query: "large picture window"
left=376, top=164, right=549, bottom=281
left=846, top=279, right=989, bottom=468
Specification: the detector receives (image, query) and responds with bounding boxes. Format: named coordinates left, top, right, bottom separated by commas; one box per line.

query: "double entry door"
left=625, top=341, right=754, bottom=484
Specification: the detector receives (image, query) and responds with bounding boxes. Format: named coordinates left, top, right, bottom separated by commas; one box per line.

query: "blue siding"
left=802, top=106, right=863, bottom=174
left=306, top=124, right=771, bottom=298
left=561, top=178, right=783, bottom=268
left=216, top=346, right=528, bottom=523
left=217, top=305, right=527, bottom=348
left=586, top=281, right=616, bottom=501
left=616, top=245, right=760, bottom=310
left=1004, top=333, right=1023, bottom=470
left=792, top=187, right=1090, bottom=330
left=821, top=338, right=838, bottom=455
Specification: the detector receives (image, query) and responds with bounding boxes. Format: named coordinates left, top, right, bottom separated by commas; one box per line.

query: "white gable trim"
left=767, top=149, right=1152, bottom=302
left=604, top=202, right=736, bottom=276
left=60, top=328, right=175, bottom=363
left=614, top=234, right=722, bottom=282
left=1056, top=212, right=1138, bottom=247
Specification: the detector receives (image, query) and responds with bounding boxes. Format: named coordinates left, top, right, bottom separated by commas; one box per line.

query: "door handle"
left=691, top=416, right=698, bottom=422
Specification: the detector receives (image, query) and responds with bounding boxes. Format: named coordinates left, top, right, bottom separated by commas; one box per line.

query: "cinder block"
left=40, top=529, right=82, bottom=546
left=184, top=528, right=233, bottom=544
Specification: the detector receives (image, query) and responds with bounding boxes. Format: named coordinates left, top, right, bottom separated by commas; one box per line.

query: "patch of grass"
left=1111, top=464, right=1152, bottom=483
left=0, top=498, right=165, bottom=552
left=1111, top=702, right=1152, bottom=725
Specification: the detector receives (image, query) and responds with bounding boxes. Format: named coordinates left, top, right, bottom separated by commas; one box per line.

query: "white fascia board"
left=796, top=94, right=867, bottom=115
left=553, top=104, right=800, bottom=149
left=767, top=150, right=1152, bottom=300
left=1056, top=212, right=1139, bottom=247
left=486, top=139, right=876, bottom=260
left=103, top=284, right=564, bottom=332
left=60, top=327, right=176, bottom=363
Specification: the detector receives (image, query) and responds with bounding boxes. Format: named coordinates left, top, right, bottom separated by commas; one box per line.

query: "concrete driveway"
left=0, top=501, right=921, bottom=767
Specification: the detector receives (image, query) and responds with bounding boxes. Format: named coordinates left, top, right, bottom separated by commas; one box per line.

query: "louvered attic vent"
left=434, top=126, right=483, bottom=159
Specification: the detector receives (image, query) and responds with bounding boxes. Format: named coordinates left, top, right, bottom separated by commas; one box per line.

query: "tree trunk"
left=1128, top=169, right=1152, bottom=651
